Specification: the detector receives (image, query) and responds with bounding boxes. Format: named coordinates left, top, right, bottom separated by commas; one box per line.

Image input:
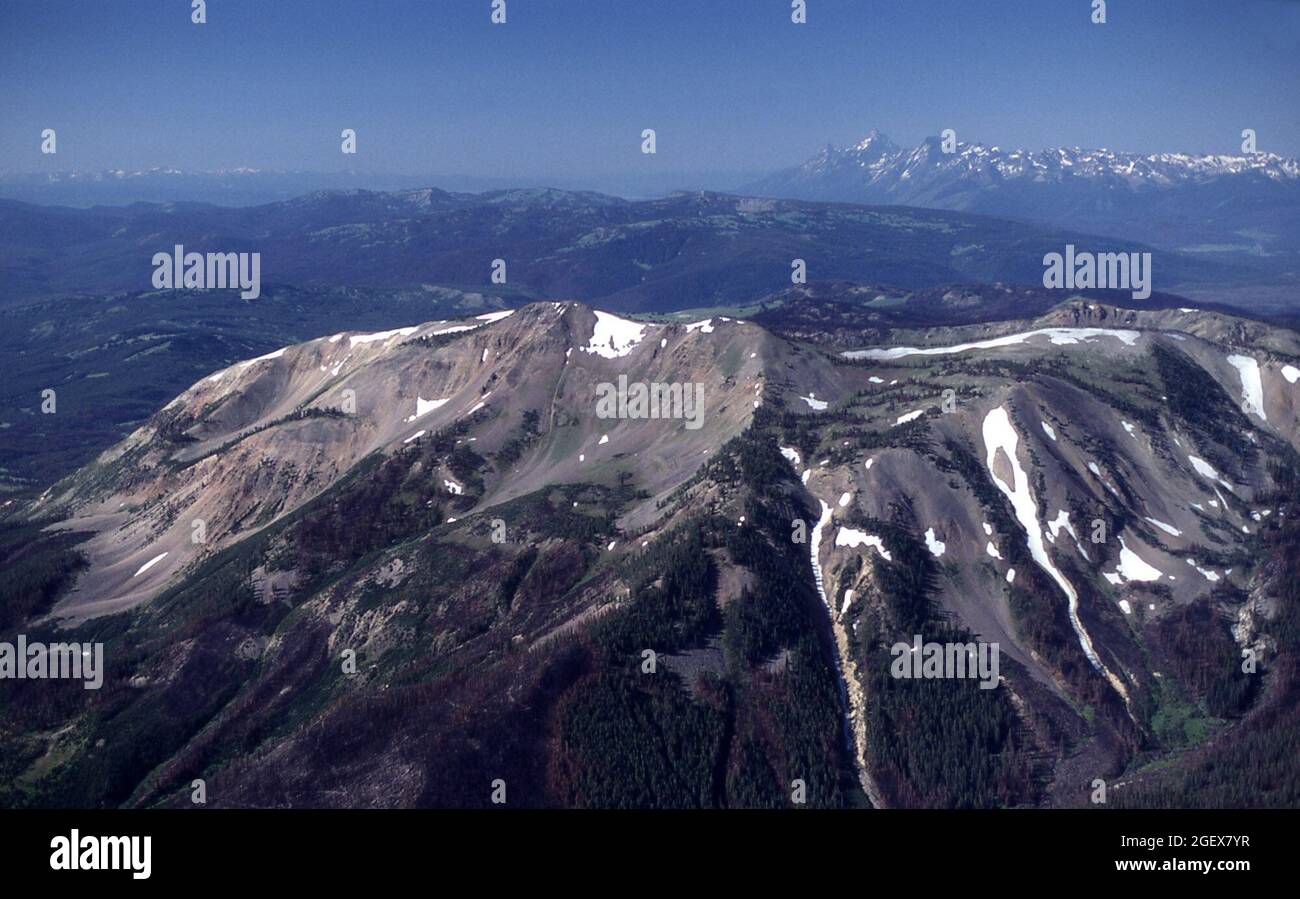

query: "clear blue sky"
left=2, top=0, right=1298, bottom=180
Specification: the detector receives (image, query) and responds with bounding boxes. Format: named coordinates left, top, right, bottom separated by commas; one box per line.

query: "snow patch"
left=1186, top=558, right=1220, bottom=582
left=133, top=552, right=168, bottom=578
left=582, top=311, right=646, bottom=358
left=844, top=327, right=1141, bottom=360
left=982, top=406, right=1127, bottom=700
left=924, top=528, right=946, bottom=557
left=836, top=527, right=892, bottom=561
left=1227, top=355, right=1266, bottom=421
left=1107, top=536, right=1164, bottom=583
left=810, top=501, right=833, bottom=610
left=1144, top=517, right=1182, bottom=537
left=240, top=347, right=287, bottom=368
left=1188, top=455, right=1236, bottom=492
left=406, top=396, right=450, bottom=422
left=349, top=327, right=417, bottom=347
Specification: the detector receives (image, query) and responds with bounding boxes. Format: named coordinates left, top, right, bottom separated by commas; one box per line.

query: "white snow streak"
left=843, top=327, right=1141, bottom=360
left=1227, top=355, right=1266, bottom=420
left=133, top=552, right=168, bottom=578
left=1144, top=517, right=1182, bottom=537
left=349, top=327, right=417, bottom=347
left=982, top=406, right=1129, bottom=702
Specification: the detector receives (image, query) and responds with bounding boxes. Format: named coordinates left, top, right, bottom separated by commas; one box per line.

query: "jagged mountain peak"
left=794, top=132, right=1300, bottom=184
left=851, top=129, right=898, bottom=153
left=742, top=134, right=1300, bottom=263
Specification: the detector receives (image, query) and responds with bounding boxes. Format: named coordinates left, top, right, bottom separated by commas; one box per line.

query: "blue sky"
left=2, top=0, right=1298, bottom=183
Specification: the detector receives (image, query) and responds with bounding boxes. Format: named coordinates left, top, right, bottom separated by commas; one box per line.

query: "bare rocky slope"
left=3, top=297, right=1298, bottom=808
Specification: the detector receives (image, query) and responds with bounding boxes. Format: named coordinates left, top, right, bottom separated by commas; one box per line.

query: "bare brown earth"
left=12, top=297, right=1298, bottom=807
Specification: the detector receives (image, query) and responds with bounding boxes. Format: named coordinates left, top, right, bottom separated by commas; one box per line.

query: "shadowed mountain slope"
left=3, top=299, right=1298, bottom=809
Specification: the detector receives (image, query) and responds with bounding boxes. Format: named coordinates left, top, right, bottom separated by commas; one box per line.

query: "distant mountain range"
left=0, top=169, right=451, bottom=208
left=743, top=131, right=1300, bottom=264
left=0, top=187, right=1250, bottom=312
left=0, top=167, right=760, bottom=208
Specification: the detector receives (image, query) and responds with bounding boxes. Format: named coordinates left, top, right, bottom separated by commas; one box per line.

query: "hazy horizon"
left=3, top=0, right=1298, bottom=183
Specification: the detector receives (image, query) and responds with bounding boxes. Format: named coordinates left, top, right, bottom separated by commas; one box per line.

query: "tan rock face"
left=41, top=302, right=865, bottom=622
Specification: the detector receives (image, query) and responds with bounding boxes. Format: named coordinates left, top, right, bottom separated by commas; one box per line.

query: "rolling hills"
left=0, top=188, right=1243, bottom=313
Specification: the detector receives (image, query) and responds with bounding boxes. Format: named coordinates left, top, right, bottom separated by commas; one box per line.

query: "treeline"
left=937, top=437, right=1132, bottom=732
left=556, top=428, right=849, bottom=808
left=1153, top=343, right=1256, bottom=471
left=491, top=408, right=540, bottom=468
left=845, top=512, right=1038, bottom=808
left=1115, top=454, right=1300, bottom=807
left=594, top=524, right=718, bottom=655
left=0, top=522, right=89, bottom=633
left=294, top=453, right=447, bottom=576
left=1155, top=596, right=1256, bottom=720
left=556, top=671, right=726, bottom=808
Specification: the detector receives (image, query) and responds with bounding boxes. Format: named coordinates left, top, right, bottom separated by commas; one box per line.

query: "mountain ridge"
left=742, top=132, right=1300, bottom=270
left=5, top=296, right=1300, bottom=808
left=0, top=186, right=1250, bottom=314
